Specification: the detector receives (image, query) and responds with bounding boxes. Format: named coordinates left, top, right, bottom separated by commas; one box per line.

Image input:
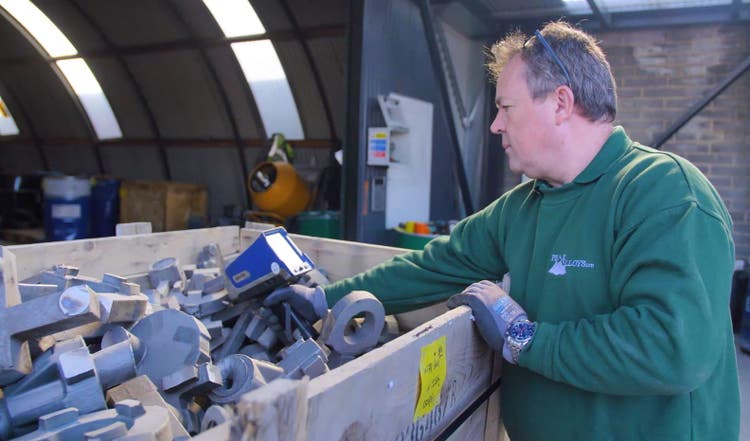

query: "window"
left=0, top=0, right=122, bottom=139
left=0, top=95, right=20, bottom=136
left=203, top=0, right=304, bottom=139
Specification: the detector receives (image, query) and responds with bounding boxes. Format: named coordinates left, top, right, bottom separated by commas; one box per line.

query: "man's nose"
left=490, top=112, right=505, bottom=135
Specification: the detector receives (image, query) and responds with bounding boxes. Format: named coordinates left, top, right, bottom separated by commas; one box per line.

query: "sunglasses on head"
left=526, top=30, right=572, bottom=87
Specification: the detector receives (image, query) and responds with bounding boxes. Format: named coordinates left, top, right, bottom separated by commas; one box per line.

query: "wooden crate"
left=1, top=226, right=503, bottom=441
left=119, top=180, right=208, bottom=232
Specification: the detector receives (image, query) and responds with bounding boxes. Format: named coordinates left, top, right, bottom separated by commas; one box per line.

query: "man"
left=267, top=21, right=740, bottom=440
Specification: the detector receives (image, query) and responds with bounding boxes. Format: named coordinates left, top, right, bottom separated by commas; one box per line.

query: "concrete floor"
left=737, top=341, right=750, bottom=440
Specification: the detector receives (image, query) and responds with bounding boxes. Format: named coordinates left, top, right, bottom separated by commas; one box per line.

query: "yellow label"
left=373, top=132, right=388, bottom=139
left=414, top=335, right=447, bottom=421
left=0, top=98, right=7, bottom=118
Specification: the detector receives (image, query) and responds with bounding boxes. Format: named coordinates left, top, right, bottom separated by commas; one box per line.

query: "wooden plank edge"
left=7, top=226, right=240, bottom=279
left=305, top=306, right=493, bottom=441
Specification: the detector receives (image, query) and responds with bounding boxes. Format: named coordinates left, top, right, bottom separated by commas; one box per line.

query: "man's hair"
left=488, top=21, right=617, bottom=123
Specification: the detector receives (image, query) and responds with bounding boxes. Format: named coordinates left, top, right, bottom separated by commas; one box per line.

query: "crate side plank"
left=241, top=228, right=407, bottom=281
left=6, top=226, right=240, bottom=280
left=305, top=306, right=493, bottom=441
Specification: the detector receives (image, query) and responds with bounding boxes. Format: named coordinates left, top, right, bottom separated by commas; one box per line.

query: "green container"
left=394, top=227, right=443, bottom=250
left=297, top=210, right=341, bottom=239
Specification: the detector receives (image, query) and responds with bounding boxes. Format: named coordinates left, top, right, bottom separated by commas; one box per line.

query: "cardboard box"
left=119, top=180, right=207, bottom=232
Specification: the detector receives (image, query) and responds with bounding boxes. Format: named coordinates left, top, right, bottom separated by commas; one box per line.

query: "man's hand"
left=264, top=284, right=329, bottom=323
left=447, top=280, right=527, bottom=352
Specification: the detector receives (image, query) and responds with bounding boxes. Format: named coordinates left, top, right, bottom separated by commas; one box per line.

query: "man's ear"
left=553, top=85, right=575, bottom=124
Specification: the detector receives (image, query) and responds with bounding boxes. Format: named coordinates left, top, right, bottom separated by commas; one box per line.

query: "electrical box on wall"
left=367, top=127, right=390, bottom=166
left=374, top=93, right=433, bottom=229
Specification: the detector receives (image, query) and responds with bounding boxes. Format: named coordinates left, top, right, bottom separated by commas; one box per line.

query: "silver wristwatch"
left=505, top=319, right=537, bottom=364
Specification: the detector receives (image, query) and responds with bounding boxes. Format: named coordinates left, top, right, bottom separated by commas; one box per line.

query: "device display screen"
left=266, top=232, right=306, bottom=273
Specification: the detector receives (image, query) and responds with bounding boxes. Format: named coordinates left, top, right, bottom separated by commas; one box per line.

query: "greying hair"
left=488, top=21, right=617, bottom=123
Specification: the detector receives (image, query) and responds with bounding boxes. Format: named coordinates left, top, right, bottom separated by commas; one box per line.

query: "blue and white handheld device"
left=226, top=227, right=315, bottom=299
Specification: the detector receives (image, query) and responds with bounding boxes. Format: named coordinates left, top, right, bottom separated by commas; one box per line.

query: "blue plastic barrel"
left=91, top=178, right=120, bottom=237
left=42, top=176, right=91, bottom=241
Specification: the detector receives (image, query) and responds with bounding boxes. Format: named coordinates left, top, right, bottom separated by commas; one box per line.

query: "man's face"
left=490, top=55, right=556, bottom=178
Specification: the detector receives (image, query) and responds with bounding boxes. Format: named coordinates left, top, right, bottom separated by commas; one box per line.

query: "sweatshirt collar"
left=535, top=126, right=631, bottom=193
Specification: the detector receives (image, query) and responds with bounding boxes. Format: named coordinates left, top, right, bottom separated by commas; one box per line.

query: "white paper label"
left=51, top=204, right=82, bottom=219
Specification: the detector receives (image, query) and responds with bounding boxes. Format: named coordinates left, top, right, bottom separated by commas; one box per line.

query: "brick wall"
left=500, top=23, right=750, bottom=259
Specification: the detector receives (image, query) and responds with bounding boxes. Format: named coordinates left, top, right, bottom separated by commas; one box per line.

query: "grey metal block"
left=212, top=310, right=253, bottom=361
left=326, top=351, right=357, bottom=370
left=102, top=273, right=141, bottom=296
left=208, top=355, right=283, bottom=404
left=0, top=285, right=102, bottom=386
left=209, top=328, right=231, bottom=352
left=0, top=331, right=144, bottom=438
left=278, top=339, right=329, bottom=380
left=162, top=363, right=222, bottom=418
left=129, top=310, right=211, bottom=390
left=17, top=284, right=59, bottom=303
left=200, top=405, right=233, bottom=433
left=98, top=293, right=149, bottom=324
left=11, top=401, right=171, bottom=441
left=209, top=300, right=253, bottom=324
left=161, top=365, right=199, bottom=392
left=243, top=314, right=266, bottom=341
left=255, top=328, right=278, bottom=351
left=148, top=258, right=185, bottom=290
left=196, top=243, right=223, bottom=270
left=238, top=344, right=272, bottom=363
left=379, top=314, right=401, bottom=345
left=124, top=273, right=153, bottom=293
left=200, top=319, right=224, bottom=340
left=202, top=276, right=225, bottom=294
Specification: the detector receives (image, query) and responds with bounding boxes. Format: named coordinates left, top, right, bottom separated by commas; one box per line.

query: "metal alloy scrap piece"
left=31, top=264, right=78, bottom=291
left=128, top=309, right=211, bottom=389
left=319, top=290, right=385, bottom=356
left=0, top=285, right=102, bottom=386
left=197, top=243, right=223, bottom=270
left=11, top=400, right=171, bottom=441
left=238, top=344, right=272, bottom=362
left=200, top=405, right=234, bottom=433
left=161, top=363, right=222, bottom=434
left=208, top=355, right=283, bottom=404
left=379, top=315, right=401, bottom=345
left=278, top=339, right=329, bottom=380
left=209, top=328, right=231, bottom=352
left=0, top=333, right=143, bottom=440
left=212, top=310, right=253, bottom=361
left=148, top=258, right=186, bottom=291
left=97, top=293, right=149, bottom=324
left=71, top=273, right=141, bottom=297
left=17, top=284, right=58, bottom=303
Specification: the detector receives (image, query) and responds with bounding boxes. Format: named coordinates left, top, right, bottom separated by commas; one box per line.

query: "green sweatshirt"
left=324, top=127, right=740, bottom=440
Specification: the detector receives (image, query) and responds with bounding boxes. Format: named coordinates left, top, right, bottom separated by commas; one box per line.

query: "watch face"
left=509, top=321, right=536, bottom=341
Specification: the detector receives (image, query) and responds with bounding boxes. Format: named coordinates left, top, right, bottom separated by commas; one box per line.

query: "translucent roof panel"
left=562, top=0, right=595, bottom=15
left=598, top=0, right=731, bottom=13
left=232, top=40, right=304, bottom=139
left=0, top=96, right=20, bottom=136
left=0, top=0, right=76, bottom=57
left=203, top=0, right=265, bottom=37
left=57, top=58, right=122, bottom=140
left=0, top=0, right=123, bottom=140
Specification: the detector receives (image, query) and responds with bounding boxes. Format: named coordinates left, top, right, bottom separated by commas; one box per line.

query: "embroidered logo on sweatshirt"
left=548, top=254, right=595, bottom=276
